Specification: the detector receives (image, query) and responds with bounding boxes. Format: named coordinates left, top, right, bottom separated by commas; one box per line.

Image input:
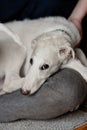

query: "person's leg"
left=0, top=69, right=86, bottom=122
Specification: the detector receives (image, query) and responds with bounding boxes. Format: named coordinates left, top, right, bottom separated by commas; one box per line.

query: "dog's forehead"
left=32, top=46, right=58, bottom=65
left=33, top=31, right=68, bottom=48
left=31, top=31, right=69, bottom=64
left=34, top=46, right=56, bottom=57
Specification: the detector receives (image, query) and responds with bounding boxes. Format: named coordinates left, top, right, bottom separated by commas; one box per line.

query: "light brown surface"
left=75, top=107, right=87, bottom=130
left=75, top=124, right=87, bottom=130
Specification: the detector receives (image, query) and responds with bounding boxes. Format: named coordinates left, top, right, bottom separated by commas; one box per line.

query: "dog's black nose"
left=20, top=89, right=31, bottom=95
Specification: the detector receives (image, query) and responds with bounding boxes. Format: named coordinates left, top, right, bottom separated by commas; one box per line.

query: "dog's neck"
left=54, top=29, right=72, bottom=41
left=43, top=28, right=73, bottom=47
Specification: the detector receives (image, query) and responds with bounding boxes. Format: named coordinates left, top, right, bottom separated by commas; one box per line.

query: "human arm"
left=69, top=0, right=87, bottom=36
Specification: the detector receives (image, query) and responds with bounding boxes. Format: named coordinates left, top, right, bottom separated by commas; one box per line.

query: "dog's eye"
left=30, top=58, right=33, bottom=65
left=40, top=64, right=49, bottom=70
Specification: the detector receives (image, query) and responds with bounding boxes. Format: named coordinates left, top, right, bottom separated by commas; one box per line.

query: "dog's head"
left=30, top=31, right=75, bottom=71
left=22, top=17, right=81, bottom=95
left=22, top=31, right=75, bottom=95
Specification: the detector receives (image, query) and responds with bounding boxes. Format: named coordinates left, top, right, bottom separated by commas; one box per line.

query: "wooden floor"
left=75, top=107, right=87, bottom=130
left=75, top=124, right=87, bottom=130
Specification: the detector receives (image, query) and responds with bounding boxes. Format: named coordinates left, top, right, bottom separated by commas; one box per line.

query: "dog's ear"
left=58, top=46, right=75, bottom=59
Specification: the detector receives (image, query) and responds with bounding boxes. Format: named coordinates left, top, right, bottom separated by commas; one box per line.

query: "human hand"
left=68, top=0, right=87, bottom=38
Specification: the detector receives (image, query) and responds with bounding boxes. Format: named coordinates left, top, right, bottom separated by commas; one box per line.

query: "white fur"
left=62, top=48, right=87, bottom=82
left=0, top=16, right=85, bottom=95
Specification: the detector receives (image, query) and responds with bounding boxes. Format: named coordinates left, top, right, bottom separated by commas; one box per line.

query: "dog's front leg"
left=0, top=72, right=24, bottom=95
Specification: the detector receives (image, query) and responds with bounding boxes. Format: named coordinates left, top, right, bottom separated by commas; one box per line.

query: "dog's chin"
left=21, top=78, right=46, bottom=96
left=21, top=84, right=42, bottom=96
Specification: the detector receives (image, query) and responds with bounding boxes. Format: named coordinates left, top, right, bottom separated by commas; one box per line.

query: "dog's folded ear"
left=58, top=46, right=75, bottom=60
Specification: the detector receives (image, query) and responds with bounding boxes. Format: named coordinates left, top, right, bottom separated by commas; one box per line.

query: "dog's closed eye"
left=40, top=64, right=49, bottom=70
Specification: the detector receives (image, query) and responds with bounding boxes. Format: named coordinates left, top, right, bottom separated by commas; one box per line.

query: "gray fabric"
left=0, top=110, right=87, bottom=130
left=0, top=69, right=87, bottom=122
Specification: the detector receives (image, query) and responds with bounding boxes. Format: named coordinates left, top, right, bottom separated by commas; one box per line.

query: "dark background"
left=0, top=0, right=87, bottom=55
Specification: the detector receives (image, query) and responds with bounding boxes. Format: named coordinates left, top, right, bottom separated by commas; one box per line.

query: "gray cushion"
left=0, top=68, right=87, bottom=122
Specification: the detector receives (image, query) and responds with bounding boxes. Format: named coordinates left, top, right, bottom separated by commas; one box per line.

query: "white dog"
left=0, top=16, right=86, bottom=95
